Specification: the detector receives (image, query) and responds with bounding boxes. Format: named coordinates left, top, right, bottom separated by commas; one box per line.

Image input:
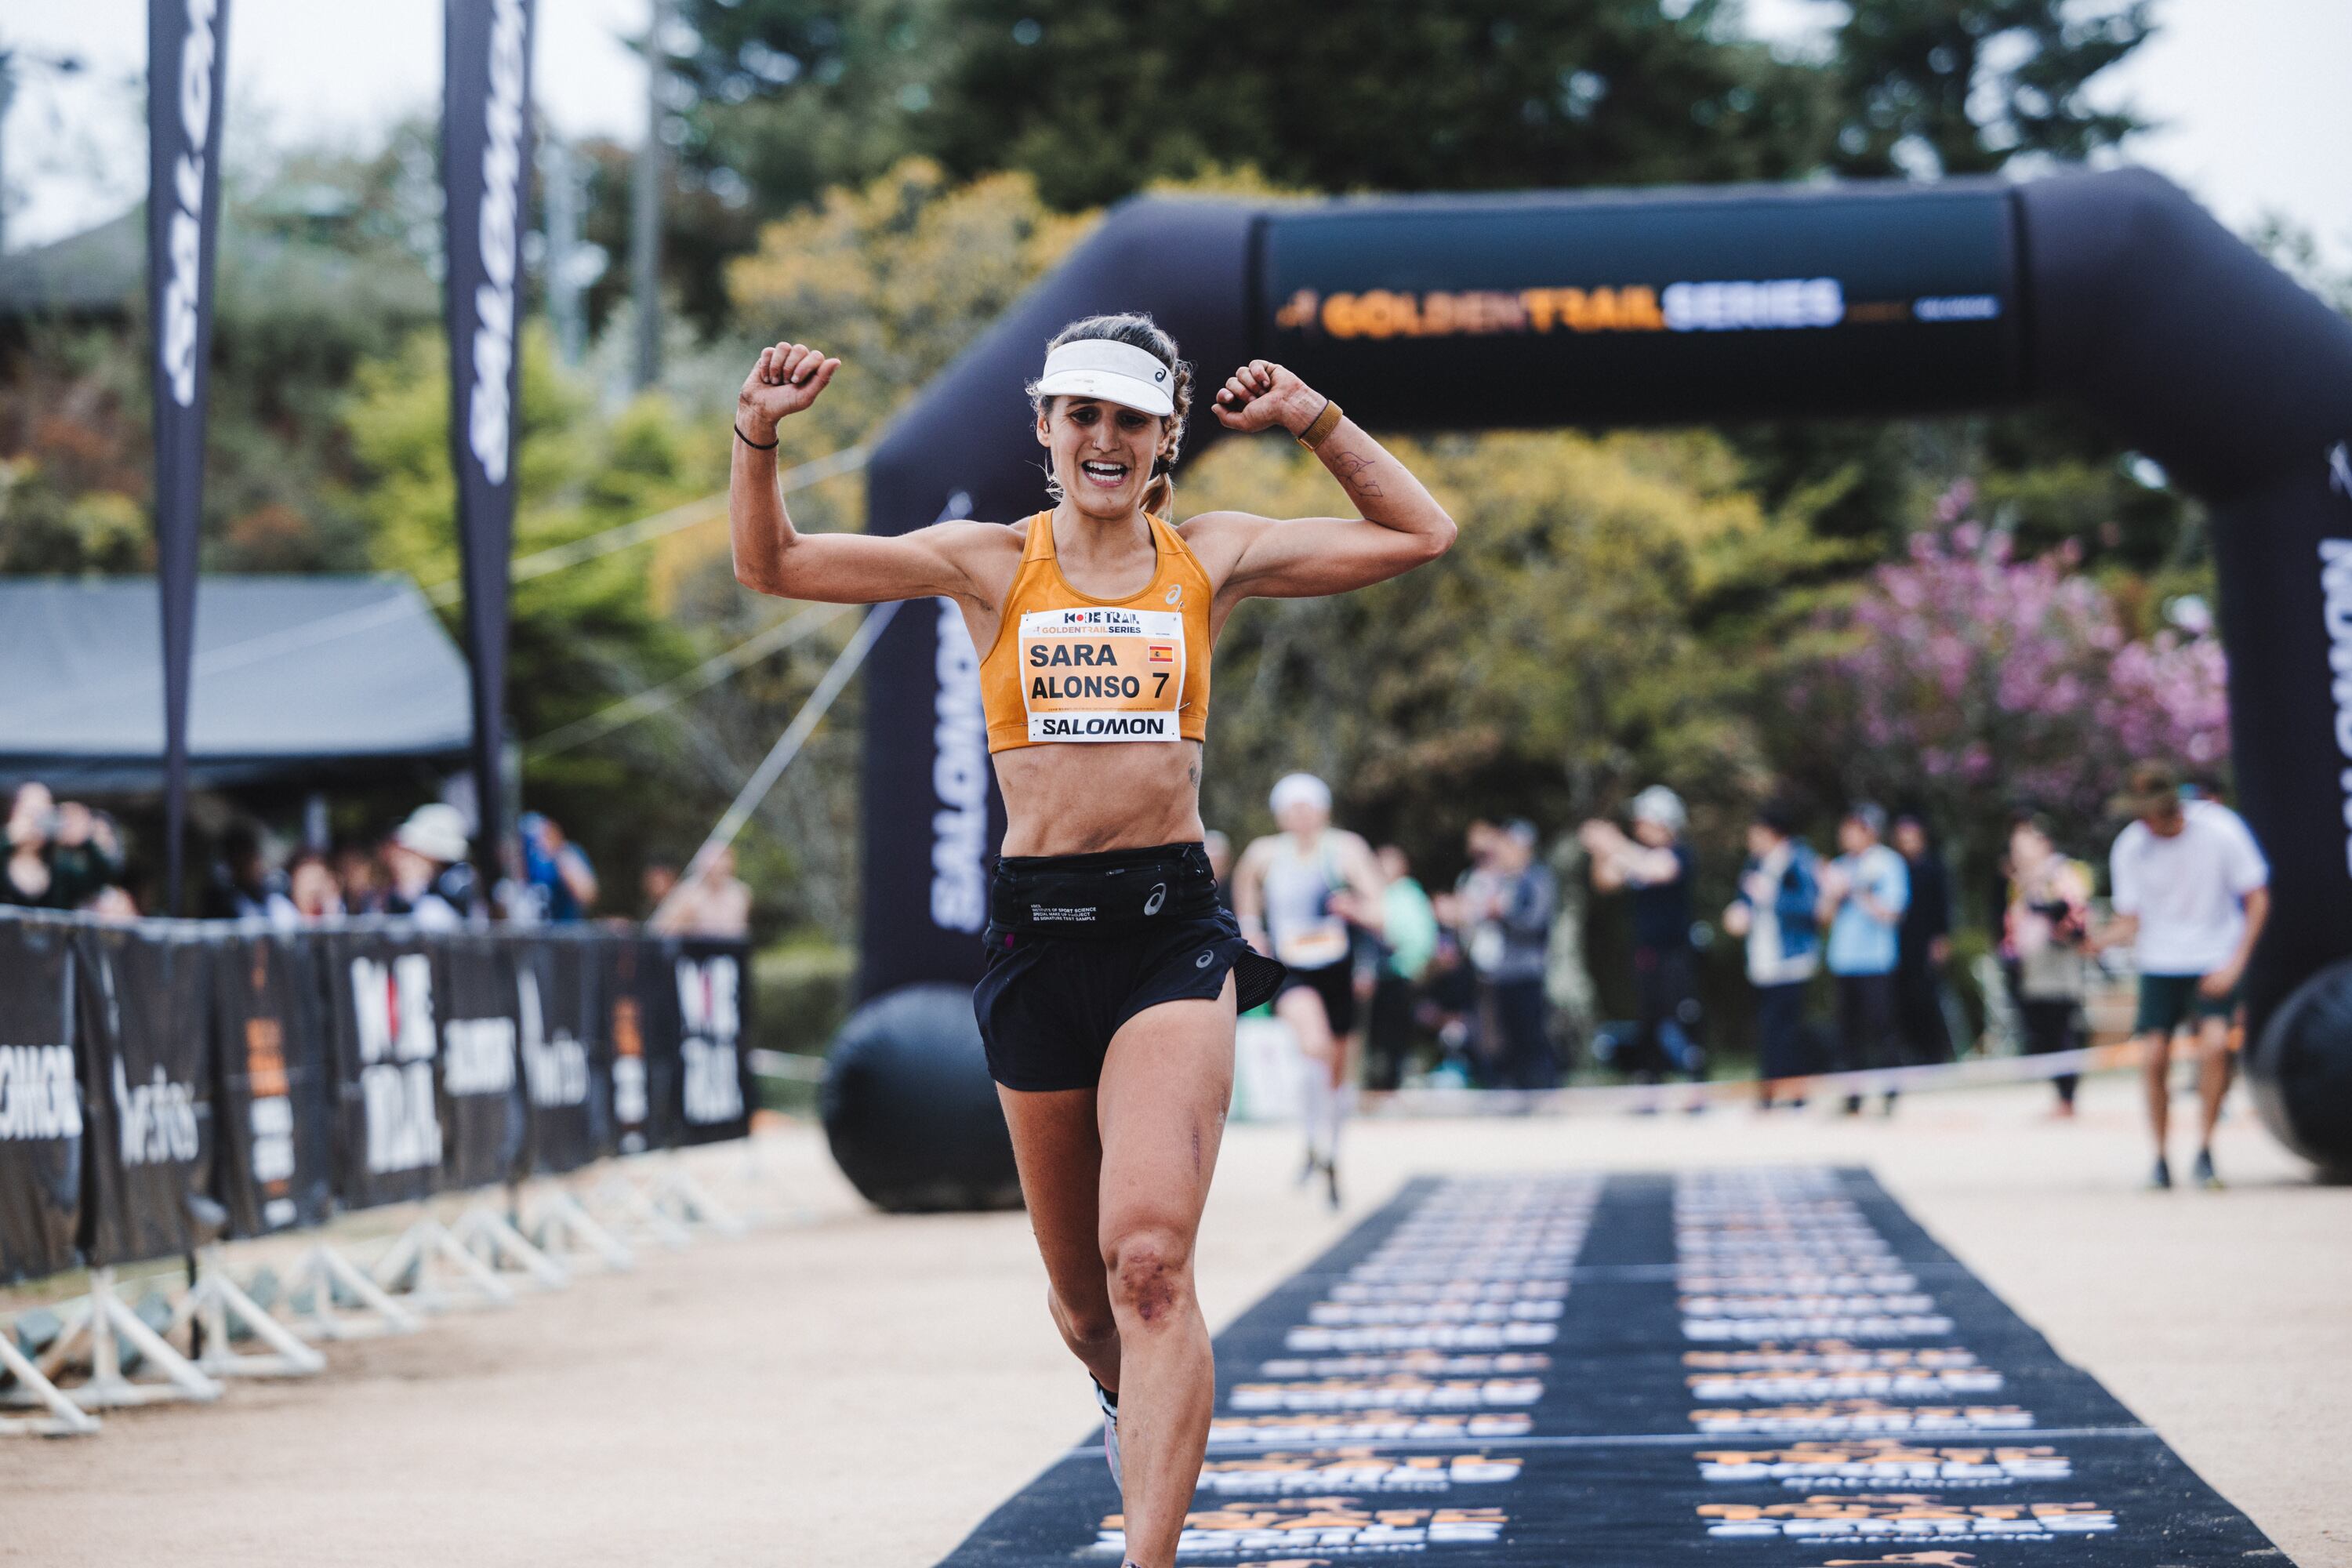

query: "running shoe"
left=1324, top=1158, right=1341, bottom=1211
left=2148, top=1156, right=2172, bottom=1190
left=2193, top=1149, right=2223, bottom=1190
left=1093, top=1377, right=1121, bottom=1485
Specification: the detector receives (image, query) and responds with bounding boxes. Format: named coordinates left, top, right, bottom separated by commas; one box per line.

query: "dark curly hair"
left=1025, top=313, right=1194, bottom=518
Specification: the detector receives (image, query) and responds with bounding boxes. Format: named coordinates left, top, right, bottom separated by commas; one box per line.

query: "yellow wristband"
left=1295, top=398, right=1342, bottom=450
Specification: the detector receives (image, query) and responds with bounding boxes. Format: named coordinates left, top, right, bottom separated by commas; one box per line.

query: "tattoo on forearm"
left=1327, top=448, right=1385, bottom=498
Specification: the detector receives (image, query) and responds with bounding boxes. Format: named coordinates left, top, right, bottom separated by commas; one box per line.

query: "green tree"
left=1828, top=0, right=2153, bottom=177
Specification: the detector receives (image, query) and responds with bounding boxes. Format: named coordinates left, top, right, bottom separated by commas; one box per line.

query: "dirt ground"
left=5, top=1071, right=2347, bottom=1567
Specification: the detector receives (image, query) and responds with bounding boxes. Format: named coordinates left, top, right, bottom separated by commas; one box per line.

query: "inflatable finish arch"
left=853, top=169, right=2352, bottom=1165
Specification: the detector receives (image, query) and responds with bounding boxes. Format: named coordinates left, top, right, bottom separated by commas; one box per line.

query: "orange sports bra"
left=980, top=511, right=1214, bottom=752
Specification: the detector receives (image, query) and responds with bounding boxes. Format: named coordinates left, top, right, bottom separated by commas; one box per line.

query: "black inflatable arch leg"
left=2249, top=960, right=2352, bottom=1179
left=820, top=985, right=1025, bottom=1212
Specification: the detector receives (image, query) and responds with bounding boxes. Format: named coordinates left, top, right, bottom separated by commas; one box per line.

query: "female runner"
left=728, top=314, right=1456, bottom=1568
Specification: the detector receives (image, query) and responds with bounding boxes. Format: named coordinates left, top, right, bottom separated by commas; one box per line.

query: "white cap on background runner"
left=1036, top=338, right=1177, bottom=416
left=1269, top=773, right=1332, bottom=816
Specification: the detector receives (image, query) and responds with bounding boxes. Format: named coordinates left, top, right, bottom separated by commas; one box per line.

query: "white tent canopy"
left=0, top=576, right=471, bottom=792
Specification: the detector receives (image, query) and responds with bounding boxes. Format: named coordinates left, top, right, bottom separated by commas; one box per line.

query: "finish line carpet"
left=934, top=1167, right=2291, bottom=1566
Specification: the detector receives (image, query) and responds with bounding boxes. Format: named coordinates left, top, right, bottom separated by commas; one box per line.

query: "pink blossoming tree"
left=1782, top=488, right=2230, bottom=864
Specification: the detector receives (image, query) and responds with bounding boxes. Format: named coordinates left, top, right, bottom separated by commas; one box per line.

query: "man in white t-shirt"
left=2095, top=762, right=2270, bottom=1191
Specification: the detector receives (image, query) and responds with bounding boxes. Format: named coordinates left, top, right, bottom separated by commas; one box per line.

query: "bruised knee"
left=1103, top=1225, right=1194, bottom=1330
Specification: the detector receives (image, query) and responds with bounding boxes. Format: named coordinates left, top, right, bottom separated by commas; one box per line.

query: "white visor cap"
left=1036, top=337, right=1177, bottom=417
left=1269, top=772, right=1333, bottom=817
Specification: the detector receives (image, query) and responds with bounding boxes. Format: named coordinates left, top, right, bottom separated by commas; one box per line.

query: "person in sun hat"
left=382, top=802, right=476, bottom=930
left=726, top=312, right=1456, bottom=1568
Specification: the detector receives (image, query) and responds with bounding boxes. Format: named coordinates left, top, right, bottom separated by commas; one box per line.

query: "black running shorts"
left=975, top=842, right=1287, bottom=1092
left=1279, top=958, right=1359, bottom=1037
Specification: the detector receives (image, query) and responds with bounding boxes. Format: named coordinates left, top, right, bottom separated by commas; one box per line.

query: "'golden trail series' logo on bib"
left=1020, top=605, right=1185, bottom=742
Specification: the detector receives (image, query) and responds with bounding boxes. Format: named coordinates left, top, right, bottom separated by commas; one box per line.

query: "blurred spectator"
left=1464, top=820, right=1558, bottom=1090
left=2001, top=813, right=2092, bottom=1117
left=5, top=783, right=125, bottom=909
left=289, top=852, right=345, bottom=921
left=2095, top=761, right=2270, bottom=1190
left=1892, top=813, right=1955, bottom=1063
left=205, top=823, right=299, bottom=923
left=519, top=811, right=598, bottom=923
left=1204, top=829, right=1234, bottom=911
left=383, top=804, right=476, bottom=929
left=1724, top=801, right=1821, bottom=1109
left=652, top=843, right=753, bottom=938
left=1820, top=802, right=1911, bottom=1115
left=5, top=783, right=60, bottom=906
left=333, top=838, right=387, bottom=915
left=640, top=860, right=679, bottom=920
left=82, top=885, right=140, bottom=921
left=1581, top=785, right=1704, bottom=1084
left=1364, top=844, right=1439, bottom=1091
left=49, top=800, right=125, bottom=909
left=1421, top=889, right=1479, bottom=1085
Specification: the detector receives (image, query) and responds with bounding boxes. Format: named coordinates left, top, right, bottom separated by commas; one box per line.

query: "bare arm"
left=2091, top=911, right=2139, bottom=956
left=731, top=340, right=1004, bottom=605
left=2201, top=886, right=2270, bottom=996
left=1187, top=361, right=1457, bottom=608
left=1579, top=821, right=1679, bottom=891
left=1232, top=839, right=1272, bottom=953
left=1328, top=833, right=1389, bottom=937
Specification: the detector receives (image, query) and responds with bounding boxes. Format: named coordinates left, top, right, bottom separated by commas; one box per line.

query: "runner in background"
left=1233, top=774, right=1386, bottom=1207
left=1364, top=844, right=1439, bottom=1091
left=2094, top=761, right=2270, bottom=1190
left=1581, top=786, right=1704, bottom=1087
left=2001, top=812, right=2093, bottom=1118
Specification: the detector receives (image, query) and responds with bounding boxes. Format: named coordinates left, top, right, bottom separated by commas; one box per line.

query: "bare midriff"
left=992, top=739, right=1206, bottom=858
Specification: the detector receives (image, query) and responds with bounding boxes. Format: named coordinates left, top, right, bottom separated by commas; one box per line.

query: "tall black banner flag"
left=147, top=0, right=231, bottom=913
left=443, top=0, right=535, bottom=899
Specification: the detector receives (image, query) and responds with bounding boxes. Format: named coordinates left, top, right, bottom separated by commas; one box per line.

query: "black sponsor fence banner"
left=673, top=941, right=753, bottom=1146
left=603, top=935, right=667, bottom=1156
left=146, top=0, right=232, bottom=909
left=210, top=931, right=335, bottom=1239
left=0, top=917, right=82, bottom=1284
left=326, top=928, right=445, bottom=1210
left=74, top=924, right=212, bottom=1268
left=435, top=934, right=525, bottom=1191
left=441, top=0, right=536, bottom=887
left=935, top=1167, right=2288, bottom=1566
left=514, top=934, right=604, bottom=1176
left=0, top=910, right=748, bottom=1284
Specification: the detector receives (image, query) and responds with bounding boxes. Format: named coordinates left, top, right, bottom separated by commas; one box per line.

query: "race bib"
left=1276, top=920, right=1352, bottom=970
left=1018, top=606, right=1186, bottom=743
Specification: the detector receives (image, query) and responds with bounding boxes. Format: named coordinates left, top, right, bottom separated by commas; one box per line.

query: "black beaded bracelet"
left=735, top=421, right=779, bottom=450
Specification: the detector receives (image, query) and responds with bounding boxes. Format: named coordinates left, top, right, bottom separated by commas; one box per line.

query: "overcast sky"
left=5, top=0, right=2349, bottom=268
